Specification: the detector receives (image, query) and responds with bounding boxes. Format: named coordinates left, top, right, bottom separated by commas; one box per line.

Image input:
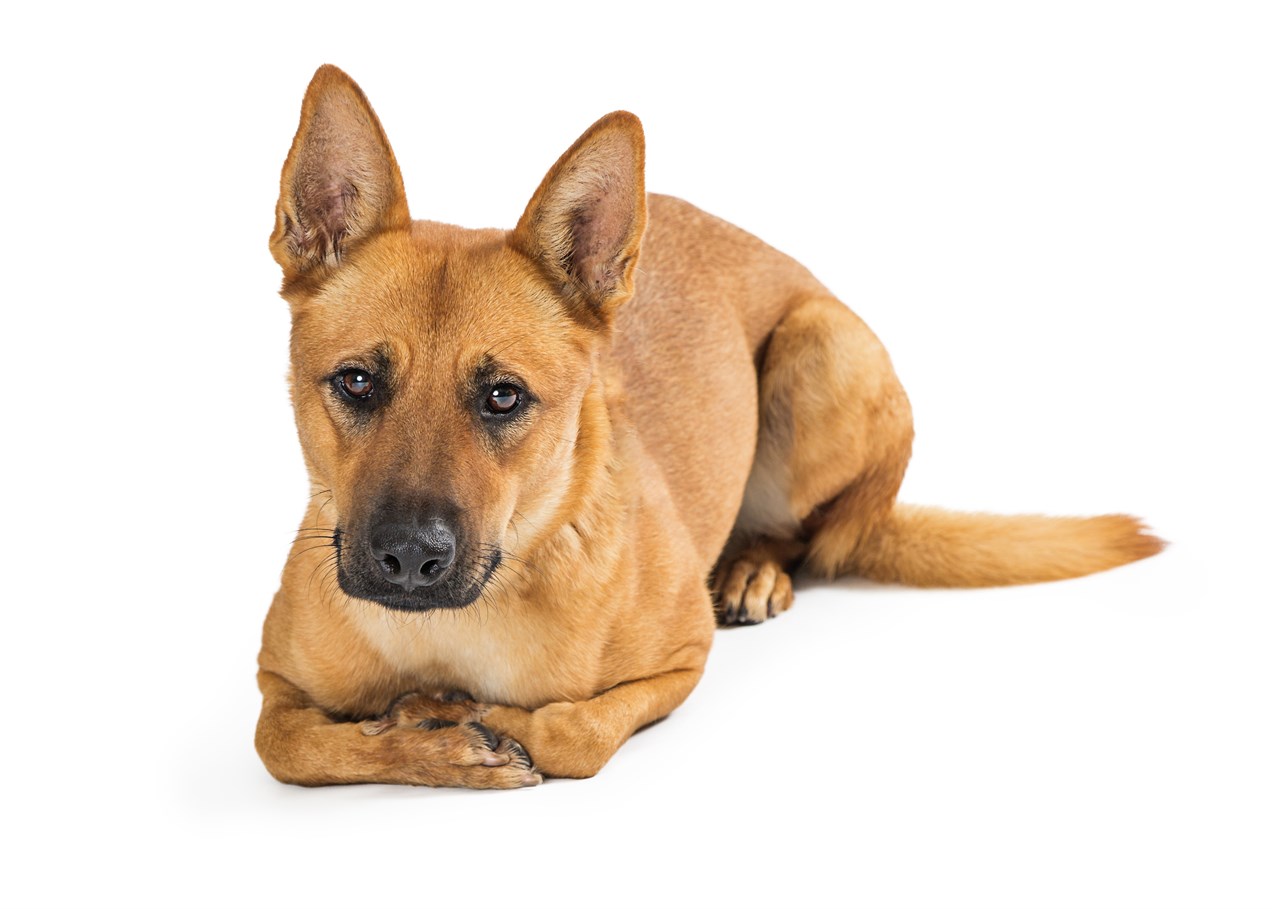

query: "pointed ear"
left=270, top=65, right=410, bottom=283
left=510, top=111, right=647, bottom=320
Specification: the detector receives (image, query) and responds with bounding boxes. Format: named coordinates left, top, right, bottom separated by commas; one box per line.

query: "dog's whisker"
left=307, top=548, right=339, bottom=586
left=290, top=535, right=337, bottom=546
left=286, top=544, right=338, bottom=568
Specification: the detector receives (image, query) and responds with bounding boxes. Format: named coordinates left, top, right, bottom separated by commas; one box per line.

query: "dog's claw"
left=466, top=722, right=499, bottom=752
left=497, top=737, right=532, bottom=768
left=417, top=717, right=457, bottom=731
left=494, top=736, right=541, bottom=784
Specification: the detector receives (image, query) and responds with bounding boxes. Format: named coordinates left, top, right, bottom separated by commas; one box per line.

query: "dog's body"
left=256, top=66, right=1162, bottom=787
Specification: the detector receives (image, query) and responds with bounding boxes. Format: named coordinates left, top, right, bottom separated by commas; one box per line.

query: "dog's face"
left=272, top=67, right=645, bottom=612
left=288, top=234, right=595, bottom=611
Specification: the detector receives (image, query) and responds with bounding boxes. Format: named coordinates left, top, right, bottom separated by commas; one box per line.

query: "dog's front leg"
left=481, top=665, right=706, bottom=779
left=255, top=671, right=541, bottom=788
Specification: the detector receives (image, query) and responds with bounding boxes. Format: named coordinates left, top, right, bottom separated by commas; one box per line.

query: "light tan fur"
left=256, top=65, right=1163, bottom=787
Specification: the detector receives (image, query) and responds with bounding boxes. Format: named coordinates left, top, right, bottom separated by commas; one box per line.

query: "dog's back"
left=606, top=194, right=822, bottom=564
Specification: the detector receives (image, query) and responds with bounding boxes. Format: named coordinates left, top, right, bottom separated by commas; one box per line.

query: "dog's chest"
left=350, top=607, right=588, bottom=706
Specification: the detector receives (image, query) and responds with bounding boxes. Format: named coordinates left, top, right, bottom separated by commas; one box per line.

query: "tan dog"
left=255, top=65, right=1162, bottom=788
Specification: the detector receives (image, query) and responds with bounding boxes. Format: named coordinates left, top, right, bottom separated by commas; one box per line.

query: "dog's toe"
left=466, top=722, right=500, bottom=753
left=714, top=557, right=794, bottom=627
left=495, top=737, right=542, bottom=786
left=474, top=735, right=541, bottom=786
left=496, top=736, right=534, bottom=770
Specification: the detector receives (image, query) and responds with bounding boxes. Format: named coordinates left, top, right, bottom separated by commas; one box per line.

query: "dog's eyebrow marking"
left=471, top=356, right=533, bottom=399
left=330, top=346, right=392, bottom=378
left=473, top=355, right=501, bottom=380
left=370, top=346, right=393, bottom=377
left=472, top=355, right=514, bottom=383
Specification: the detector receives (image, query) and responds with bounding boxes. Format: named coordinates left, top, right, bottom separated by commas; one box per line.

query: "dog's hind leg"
left=716, top=293, right=1161, bottom=613
left=714, top=294, right=913, bottom=625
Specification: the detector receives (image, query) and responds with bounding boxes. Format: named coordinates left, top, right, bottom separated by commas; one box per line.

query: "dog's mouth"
left=333, top=527, right=503, bottom=612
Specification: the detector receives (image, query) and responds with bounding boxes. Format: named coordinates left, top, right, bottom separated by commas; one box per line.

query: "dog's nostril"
left=368, top=518, right=457, bottom=591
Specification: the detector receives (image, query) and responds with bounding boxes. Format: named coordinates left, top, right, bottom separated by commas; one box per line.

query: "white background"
left=3, top=3, right=1269, bottom=908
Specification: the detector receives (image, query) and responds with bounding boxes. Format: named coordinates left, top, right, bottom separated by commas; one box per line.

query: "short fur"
left=256, top=65, right=1163, bottom=787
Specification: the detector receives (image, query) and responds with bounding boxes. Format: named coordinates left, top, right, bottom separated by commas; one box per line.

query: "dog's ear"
left=270, top=65, right=410, bottom=283
left=510, top=111, right=647, bottom=322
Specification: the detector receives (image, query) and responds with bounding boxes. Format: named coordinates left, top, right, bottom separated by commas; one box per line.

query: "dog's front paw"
left=360, top=693, right=542, bottom=788
left=361, top=690, right=487, bottom=736
left=372, top=719, right=542, bottom=789
left=713, top=557, right=794, bottom=626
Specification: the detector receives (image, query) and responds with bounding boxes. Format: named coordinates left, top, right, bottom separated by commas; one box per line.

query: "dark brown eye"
left=340, top=370, right=374, bottom=400
left=485, top=384, right=521, bottom=415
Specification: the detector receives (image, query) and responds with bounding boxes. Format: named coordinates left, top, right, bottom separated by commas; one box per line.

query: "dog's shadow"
left=791, top=572, right=914, bottom=597
left=329, top=779, right=564, bottom=801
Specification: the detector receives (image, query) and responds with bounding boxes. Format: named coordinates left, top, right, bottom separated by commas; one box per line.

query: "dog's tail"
left=806, top=504, right=1164, bottom=587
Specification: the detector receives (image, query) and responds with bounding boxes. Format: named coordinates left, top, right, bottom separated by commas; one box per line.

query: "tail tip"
left=1105, top=514, right=1167, bottom=564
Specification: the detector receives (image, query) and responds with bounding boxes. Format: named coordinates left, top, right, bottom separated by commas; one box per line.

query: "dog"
left=255, top=65, right=1163, bottom=788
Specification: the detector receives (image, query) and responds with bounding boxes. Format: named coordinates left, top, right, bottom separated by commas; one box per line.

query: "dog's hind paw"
left=713, top=556, right=794, bottom=626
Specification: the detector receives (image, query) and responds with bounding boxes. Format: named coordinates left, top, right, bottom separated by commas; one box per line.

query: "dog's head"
left=271, top=65, right=645, bottom=612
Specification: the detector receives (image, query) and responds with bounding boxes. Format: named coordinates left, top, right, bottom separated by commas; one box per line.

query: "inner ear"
left=566, top=148, right=639, bottom=296
left=271, top=65, right=409, bottom=283
left=511, top=112, right=646, bottom=319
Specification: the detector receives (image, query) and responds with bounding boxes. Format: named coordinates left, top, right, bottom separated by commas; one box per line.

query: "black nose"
left=367, top=519, right=457, bottom=590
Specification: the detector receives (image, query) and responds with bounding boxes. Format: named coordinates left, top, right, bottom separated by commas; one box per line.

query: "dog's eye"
left=339, top=369, right=375, bottom=400
left=485, top=384, right=521, bottom=415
